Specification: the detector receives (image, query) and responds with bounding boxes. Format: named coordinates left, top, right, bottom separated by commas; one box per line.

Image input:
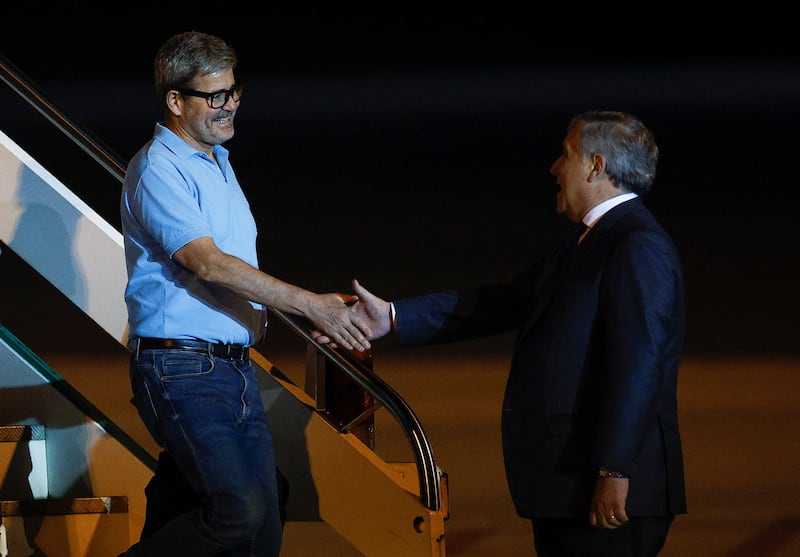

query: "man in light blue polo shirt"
left=118, top=31, right=371, bottom=557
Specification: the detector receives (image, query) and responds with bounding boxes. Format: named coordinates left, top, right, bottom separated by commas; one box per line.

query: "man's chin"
left=213, top=126, right=235, bottom=142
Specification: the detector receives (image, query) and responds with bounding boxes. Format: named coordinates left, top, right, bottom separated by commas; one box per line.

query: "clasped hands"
left=311, top=279, right=391, bottom=351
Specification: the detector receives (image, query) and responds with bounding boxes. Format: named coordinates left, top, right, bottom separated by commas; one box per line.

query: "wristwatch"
left=598, top=469, right=627, bottom=479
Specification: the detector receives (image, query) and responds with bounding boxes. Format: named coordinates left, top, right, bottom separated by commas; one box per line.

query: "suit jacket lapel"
left=514, top=199, right=641, bottom=347
left=513, top=226, right=583, bottom=348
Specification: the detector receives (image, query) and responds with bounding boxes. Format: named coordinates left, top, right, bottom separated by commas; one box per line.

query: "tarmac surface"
left=2, top=284, right=799, bottom=556
left=2, top=19, right=800, bottom=555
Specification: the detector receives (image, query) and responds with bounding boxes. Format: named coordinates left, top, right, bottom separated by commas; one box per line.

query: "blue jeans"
left=121, top=349, right=283, bottom=557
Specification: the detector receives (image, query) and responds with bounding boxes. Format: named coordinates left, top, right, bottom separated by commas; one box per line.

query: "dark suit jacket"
left=394, top=198, right=687, bottom=519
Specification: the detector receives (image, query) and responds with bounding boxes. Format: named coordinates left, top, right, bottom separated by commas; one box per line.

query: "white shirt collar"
left=582, top=192, right=638, bottom=228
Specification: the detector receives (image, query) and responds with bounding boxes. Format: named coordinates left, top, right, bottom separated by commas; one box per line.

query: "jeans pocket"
left=131, top=356, right=165, bottom=446
left=160, top=352, right=215, bottom=381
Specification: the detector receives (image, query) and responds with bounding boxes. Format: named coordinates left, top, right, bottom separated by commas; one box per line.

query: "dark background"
left=2, top=10, right=799, bottom=357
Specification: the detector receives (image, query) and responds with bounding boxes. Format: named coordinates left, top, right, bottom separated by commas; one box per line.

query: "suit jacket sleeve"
left=393, top=259, right=548, bottom=346
left=593, top=228, right=685, bottom=474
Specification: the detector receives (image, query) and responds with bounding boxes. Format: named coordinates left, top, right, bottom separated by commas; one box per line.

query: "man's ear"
left=166, top=90, right=182, bottom=117
left=588, top=153, right=606, bottom=182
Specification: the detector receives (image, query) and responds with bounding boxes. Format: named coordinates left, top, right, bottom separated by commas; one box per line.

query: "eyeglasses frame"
left=176, top=82, right=243, bottom=109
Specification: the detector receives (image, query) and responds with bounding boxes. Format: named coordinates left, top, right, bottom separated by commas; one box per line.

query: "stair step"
left=0, top=424, right=45, bottom=442
left=1, top=497, right=130, bottom=557
left=1, top=496, right=128, bottom=516
left=0, top=424, right=131, bottom=554
left=0, top=424, right=48, bottom=499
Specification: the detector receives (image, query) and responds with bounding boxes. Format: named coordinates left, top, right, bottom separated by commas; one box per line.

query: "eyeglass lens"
left=210, top=86, right=242, bottom=108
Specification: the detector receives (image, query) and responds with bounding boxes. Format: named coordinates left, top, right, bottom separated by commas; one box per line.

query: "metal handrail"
left=269, top=309, right=441, bottom=510
left=1, top=53, right=441, bottom=510
left=0, top=53, right=127, bottom=181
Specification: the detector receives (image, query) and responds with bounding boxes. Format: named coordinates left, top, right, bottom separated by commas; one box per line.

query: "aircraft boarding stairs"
left=0, top=55, right=448, bottom=556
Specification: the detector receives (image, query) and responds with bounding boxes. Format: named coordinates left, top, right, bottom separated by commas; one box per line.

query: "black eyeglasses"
left=177, top=83, right=243, bottom=109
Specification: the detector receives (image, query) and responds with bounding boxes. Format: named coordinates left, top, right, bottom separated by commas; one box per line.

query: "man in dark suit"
left=329, top=111, right=687, bottom=556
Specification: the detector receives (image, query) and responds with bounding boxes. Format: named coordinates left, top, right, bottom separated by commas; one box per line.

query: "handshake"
left=310, top=279, right=392, bottom=352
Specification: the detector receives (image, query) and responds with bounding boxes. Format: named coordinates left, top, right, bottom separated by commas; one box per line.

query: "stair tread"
left=0, top=424, right=46, bottom=442
left=0, top=496, right=128, bottom=516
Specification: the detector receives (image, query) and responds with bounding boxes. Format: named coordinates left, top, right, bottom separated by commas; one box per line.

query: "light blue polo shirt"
left=121, top=123, right=267, bottom=345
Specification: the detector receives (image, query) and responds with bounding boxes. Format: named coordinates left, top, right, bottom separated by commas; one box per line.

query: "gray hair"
left=153, top=31, right=237, bottom=97
left=569, top=111, right=658, bottom=195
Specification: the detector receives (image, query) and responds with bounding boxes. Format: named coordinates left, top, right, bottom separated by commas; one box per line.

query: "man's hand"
left=589, top=474, right=630, bottom=529
left=350, top=279, right=392, bottom=338
left=306, top=291, right=372, bottom=352
left=311, top=279, right=392, bottom=347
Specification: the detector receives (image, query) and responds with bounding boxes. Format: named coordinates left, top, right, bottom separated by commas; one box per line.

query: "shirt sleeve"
left=130, top=157, right=212, bottom=256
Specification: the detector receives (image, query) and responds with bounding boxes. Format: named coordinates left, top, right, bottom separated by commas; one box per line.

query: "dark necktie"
left=570, top=222, right=588, bottom=248
left=556, top=222, right=587, bottom=268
